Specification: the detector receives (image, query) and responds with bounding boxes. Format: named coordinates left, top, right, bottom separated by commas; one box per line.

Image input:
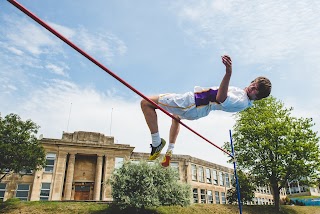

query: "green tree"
left=0, top=113, right=46, bottom=181
left=224, top=97, right=320, bottom=211
left=109, top=160, right=191, bottom=210
left=227, top=170, right=255, bottom=204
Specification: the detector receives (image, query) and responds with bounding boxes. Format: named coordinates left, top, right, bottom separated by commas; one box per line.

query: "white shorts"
left=157, top=92, right=199, bottom=120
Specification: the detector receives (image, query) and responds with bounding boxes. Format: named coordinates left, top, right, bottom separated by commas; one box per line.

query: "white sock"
left=167, top=143, right=175, bottom=152
left=151, top=132, right=161, bottom=147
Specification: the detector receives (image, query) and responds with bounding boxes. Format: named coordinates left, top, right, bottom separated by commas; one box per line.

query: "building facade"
left=286, top=180, right=320, bottom=198
left=0, top=131, right=287, bottom=204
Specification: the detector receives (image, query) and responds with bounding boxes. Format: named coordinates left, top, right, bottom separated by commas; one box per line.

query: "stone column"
left=93, top=155, right=103, bottom=201
left=297, top=180, right=301, bottom=193
left=103, top=156, right=114, bottom=201
left=63, top=153, right=76, bottom=200
left=184, top=160, right=191, bottom=183
left=51, top=151, right=67, bottom=200
left=30, top=169, right=44, bottom=201
left=287, top=180, right=291, bottom=194
left=102, top=155, right=108, bottom=201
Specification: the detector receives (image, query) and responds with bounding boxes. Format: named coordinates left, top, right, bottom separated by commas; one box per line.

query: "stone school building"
left=0, top=131, right=277, bottom=204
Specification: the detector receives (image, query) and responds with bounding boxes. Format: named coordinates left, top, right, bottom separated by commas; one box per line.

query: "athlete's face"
left=245, top=83, right=259, bottom=100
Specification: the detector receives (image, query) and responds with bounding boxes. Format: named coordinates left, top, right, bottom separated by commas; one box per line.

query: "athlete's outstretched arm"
left=216, top=55, right=232, bottom=103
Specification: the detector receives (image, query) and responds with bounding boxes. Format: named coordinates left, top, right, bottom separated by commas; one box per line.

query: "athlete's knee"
left=141, top=96, right=159, bottom=110
left=140, top=99, right=148, bottom=110
left=141, top=98, right=152, bottom=110
left=172, top=115, right=181, bottom=122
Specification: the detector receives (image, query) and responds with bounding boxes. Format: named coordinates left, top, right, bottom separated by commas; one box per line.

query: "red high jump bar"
left=7, top=0, right=232, bottom=157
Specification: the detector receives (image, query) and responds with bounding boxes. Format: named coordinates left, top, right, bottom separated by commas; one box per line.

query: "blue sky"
left=1, top=0, right=319, bottom=167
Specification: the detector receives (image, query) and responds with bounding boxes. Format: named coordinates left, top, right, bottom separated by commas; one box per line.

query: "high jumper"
left=141, top=55, right=271, bottom=167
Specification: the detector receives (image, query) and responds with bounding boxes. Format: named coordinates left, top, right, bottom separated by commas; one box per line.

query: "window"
left=40, top=183, right=51, bottom=201
left=193, top=188, right=198, bottom=203
left=225, top=173, right=230, bottom=187
left=115, top=157, right=124, bottom=169
left=200, top=189, right=206, bottom=203
left=253, top=197, right=257, bottom=205
left=256, top=187, right=260, bottom=193
left=213, top=170, right=218, bottom=185
left=44, top=153, right=56, bottom=173
left=170, top=162, right=180, bottom=178
left=219, top=172, right=224, bottom=186
left=231, top=174, right=235, bottom=186
left=198, top=167, right=204, bottom=182
left=207, top=190, right=213, bottom=204
left=19, top=169, right=33, bottom=175
left=206, top=168, right=212, bottom=183
left=215, top=191, right=220, bottom=204
left=266, top=187, right=270, bottom=194
left=191, top=165, right=197, bottom=181
left=16, top=184, right=30, bottom=201
left=75, top=185, right=90, bottom=192
left=221, top=192, right=226, bottom=204
left=0, top=183, right=6, bottom=201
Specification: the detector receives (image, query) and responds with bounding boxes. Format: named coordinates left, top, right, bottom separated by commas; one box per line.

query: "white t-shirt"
left=194, top=86, right=253, bottom=119
left=158, top=86, right=253, bottom=120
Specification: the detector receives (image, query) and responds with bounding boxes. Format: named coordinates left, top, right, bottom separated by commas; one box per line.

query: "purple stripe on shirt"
left=194, top=89, right=219, bottom=107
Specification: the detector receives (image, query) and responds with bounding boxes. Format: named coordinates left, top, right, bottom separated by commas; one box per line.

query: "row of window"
left=191, top=164, right=232, bottom=187
left=251, top=197, right=274, bottom=205
left=45, top=153, right=125, bottom=173
left=193, top=188, right=226, bottom=204
left=255, top=186, right=272, bottom=195
left=0, top=153, right=56, bottom=175
left=0, top=183, right=51, bottom=201
left=192, top=188, right=277, bottom=206
left=256, top=186, right=287, bottom=196
left=286, top=184, right=308, bottom=194
left=131, top=160, right=180, bottom=178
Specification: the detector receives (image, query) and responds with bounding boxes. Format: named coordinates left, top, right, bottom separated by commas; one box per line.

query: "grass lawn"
left=1, top=200, right=320, bottom=214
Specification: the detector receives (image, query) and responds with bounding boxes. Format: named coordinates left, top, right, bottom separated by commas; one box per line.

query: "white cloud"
left=74, top=27, right=127, bottom=63
left=45, top=21, right=129, bottom=63
left=174, top=0, right=320, bottom=65
left=45, top=63, right=69, bottom=77
left=2, top=15, right=60, bottom=56
left=0, top=13, right=127, bottom=74
left=47, top=22, right=76, bottom=39
left=6, top=46, right=24, bottom=56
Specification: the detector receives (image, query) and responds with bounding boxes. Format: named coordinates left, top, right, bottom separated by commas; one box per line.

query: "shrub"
left=109, top=160, right=191, bottom=209
left=4, top=198, right=21, bottom=205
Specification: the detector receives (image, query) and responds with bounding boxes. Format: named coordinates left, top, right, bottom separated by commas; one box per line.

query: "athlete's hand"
left=221, top=55, right=232, bottom=75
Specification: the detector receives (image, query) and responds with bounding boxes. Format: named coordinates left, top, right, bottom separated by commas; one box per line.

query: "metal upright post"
left=229, top=130, right=243, bottom=214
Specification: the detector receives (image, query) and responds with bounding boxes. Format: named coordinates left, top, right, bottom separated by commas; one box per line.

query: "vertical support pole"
left=229, top=130, right=243, bottom=214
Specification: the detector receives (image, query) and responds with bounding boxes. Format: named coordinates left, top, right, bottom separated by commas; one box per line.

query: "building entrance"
left=74, top=183, right=93, bottom=200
